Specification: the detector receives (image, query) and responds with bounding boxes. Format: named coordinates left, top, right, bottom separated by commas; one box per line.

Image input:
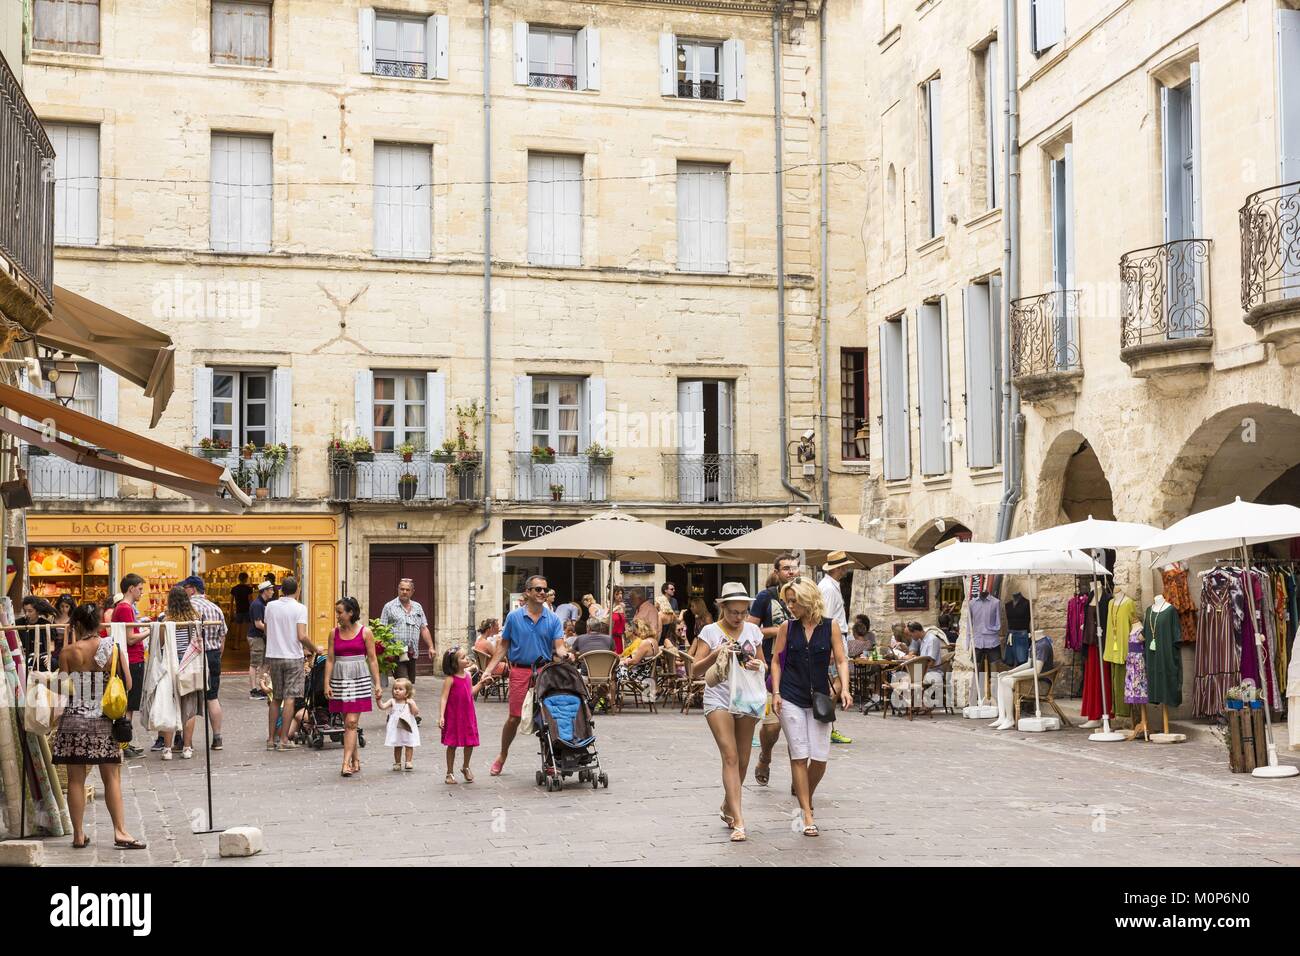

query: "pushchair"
left=294, top=655, right=366, bottom=751
left=532, top=660, right=608, bottom=792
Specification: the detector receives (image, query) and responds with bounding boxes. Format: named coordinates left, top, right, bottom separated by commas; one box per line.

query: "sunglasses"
left=528, top=586, right=548, bottom=593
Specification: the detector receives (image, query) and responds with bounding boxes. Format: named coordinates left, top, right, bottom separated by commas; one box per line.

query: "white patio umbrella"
left=888, top=542, right=992, bottom=584
left=498, top=509, right=720, bottom=604
left=1139, top=497, right=1300, bottom=778
left=714, top=512, right=916, bottom=569
left=988, top=518, right=1161, bottom=742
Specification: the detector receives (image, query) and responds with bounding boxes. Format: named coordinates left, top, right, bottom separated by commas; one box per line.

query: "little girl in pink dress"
left=439, top=647, right=494, bottom=784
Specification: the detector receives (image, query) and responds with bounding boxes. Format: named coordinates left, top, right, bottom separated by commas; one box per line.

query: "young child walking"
left=378, top=677, right=421, bottom=771
left=439, top=647, right=493, bottom=784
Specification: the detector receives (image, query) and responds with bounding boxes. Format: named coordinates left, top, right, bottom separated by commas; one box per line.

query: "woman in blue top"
left=771, top=577, right=852, bottom=837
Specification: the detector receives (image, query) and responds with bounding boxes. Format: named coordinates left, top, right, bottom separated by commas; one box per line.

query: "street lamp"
left=40, top=351, right=81, bottom=407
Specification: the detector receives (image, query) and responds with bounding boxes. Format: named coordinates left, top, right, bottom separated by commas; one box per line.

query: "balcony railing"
left=194, top=447, right=294, bottom=500
left=20, top=446, right=113, bottom=500
left=375, top=59, right=427, bottom=79
left=0, top=51, right=55, bottom=312
left=1240, top=182, right=1300, bottom=313
left=1119, top=238, right=1212, bottom=349
left=1010, top=290, right=1082, bottom=378
left=510, top=453, right=610, bottom=503
left=662, top=454, right=759, bottom=504
left=529, top=72, right=577, bottom=90
left=328, top=454, right=481, bottom=504
left=677, top=79, right=723, bottom=100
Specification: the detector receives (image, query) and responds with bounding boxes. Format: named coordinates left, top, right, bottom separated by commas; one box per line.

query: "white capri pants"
left=778, top=699, right=831, bottom=762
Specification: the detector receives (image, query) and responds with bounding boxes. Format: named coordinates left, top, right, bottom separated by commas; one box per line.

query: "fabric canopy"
left=0, top=381, right=248, bottom=512
left=37, top=286, right=176, bottom=428
left=715, top=512, right=915, bottom=569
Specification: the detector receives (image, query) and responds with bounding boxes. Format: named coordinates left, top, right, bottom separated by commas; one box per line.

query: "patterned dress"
left=1161, top=566, right=1197, bottom=644
left=51, top=636, right=121, bottom=765
left=1123, top=623, right=1148, bottom=705
left=1194, top=572, right=1239, bottom=718
left=328, top=627, right=374, bottom=714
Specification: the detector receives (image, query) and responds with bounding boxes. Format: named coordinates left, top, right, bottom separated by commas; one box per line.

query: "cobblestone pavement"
left=32, top=677, right=1300, bottom=866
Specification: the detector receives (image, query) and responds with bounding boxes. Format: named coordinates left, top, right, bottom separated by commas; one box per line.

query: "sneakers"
left=181, top=747, right=194, bottom=759
left=210, top=735, right=223, bottom=751
left=150, top=735, right=166, bottom=753
left=249, top=689, right=267, bottom=701
left=123, top=745, right=145, bottom=759
left=830, top=729, right=853, bottom=745
left=160, top=748, right=173, bottom=761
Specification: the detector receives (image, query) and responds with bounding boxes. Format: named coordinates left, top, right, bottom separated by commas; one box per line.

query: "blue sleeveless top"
left=779, top=616, right=833, bottom=709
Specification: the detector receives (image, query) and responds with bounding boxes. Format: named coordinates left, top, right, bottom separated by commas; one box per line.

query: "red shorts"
left=508, top=665, right=533, bottom=718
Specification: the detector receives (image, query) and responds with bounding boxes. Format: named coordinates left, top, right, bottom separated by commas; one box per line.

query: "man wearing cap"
left=817, top=551, right=857, bottom=745
left=247, top=579, right=274, bottom=701
left=182, top=575, right=229, bottom=752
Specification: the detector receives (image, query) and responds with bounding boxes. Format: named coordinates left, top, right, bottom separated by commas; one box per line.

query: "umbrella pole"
left=1088, top=552, right=1124, bottom=742
left=1240, top=543, right=1297, bottom=777
left=1030, top=578, right=1042, bottom=718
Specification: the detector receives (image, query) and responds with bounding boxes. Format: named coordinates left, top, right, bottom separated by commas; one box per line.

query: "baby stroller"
left=295, top=654, right=366, bottom=751
left=532, top=660, right=608, bottom=792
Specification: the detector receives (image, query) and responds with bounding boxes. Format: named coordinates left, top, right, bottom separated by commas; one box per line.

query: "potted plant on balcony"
left=349, top=436, right=375, bottom=462
left=398, top=471, right=419, bottom=502
left=26, top=443, right=49, bottom=457
left=241, top=442, right=257, bottom=461
left=397, top=440, right=417, bottom=463
left=199, top=437, right=230, bottom=459
left=254, top=442, right=288, bottom=499
left=549, top=482, right=565, bottom=502
left=432, top=438, right=456, bottom=463
left=532, top=444, right=556, bottom=464
left=584, top=442, right=612, bottom=463
left=451, top=450, right=480, bottom=500
left=233, top=460, right=257, bottom=497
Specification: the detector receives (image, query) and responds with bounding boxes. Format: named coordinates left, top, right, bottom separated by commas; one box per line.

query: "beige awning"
left=36, top=286, right=176, bottom=428
left=0, top=382, right=249, bottom=512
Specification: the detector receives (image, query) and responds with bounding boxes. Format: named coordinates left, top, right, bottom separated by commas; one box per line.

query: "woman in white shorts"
left=771, top=577, right=852, bottom=837
left=689, top=581, right=766, bottom=844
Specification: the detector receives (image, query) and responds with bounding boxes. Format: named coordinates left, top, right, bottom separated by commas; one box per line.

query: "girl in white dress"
left=378, top=678, right=421, bottom=771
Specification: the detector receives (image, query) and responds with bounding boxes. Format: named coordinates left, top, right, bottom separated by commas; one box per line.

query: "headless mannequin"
left=1125, top=595, right=1156, bottom=742
left=991, top=629, right=1048, bottom=730
left=1145, top=595, right=1186, bottom=743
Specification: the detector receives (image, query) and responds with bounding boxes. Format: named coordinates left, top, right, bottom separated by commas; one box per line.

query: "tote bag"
left=727, top=655, right=767, bottom=719
left=23, top=625, right=61, bottom=735
left=176, top=624, right=207, bottom=697
left=101, top=644, right=128, bottom=720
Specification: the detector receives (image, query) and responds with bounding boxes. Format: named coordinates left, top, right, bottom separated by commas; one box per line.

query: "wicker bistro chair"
left=882, top=658, right=936, bottom=720
left=580, top=650, right=620, bottom=713
left=615, top=644, right=662, bottom=713
left=1011, top=665, right=1072, bottom=726
left=678, top=650, right=706, bottom=713
left=474, top=650, right=508, bottom=702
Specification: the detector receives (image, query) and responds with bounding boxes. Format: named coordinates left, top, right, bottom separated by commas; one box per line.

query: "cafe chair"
left=580, top=649, right=620, bottom=714
left=1011, top=665, right=1071, bottom=727
left=882, top=658, right=935, bottom=721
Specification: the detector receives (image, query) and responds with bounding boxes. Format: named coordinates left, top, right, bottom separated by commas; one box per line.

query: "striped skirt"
left=329, top=655, right=374, bottom=714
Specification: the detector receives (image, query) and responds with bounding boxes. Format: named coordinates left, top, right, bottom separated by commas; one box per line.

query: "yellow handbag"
left=101, top=643, right=128, bottom=720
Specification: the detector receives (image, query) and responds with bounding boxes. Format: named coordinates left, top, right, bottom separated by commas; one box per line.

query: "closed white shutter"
left=96, top=366, right=118, bottom=425
left=354, top=370, right=374, bottom=442
left=211, top=133, right=271, bottom=253
left=528, top=153, right=582, bottom=267
left=1031, top=0, right=1065, bottom=54
left=722, top=38, right=746, bottom=101
left=513, top=375, right=533, bottom=452
left=963, top=283, right=1000, bottom=468
left=213, top=1, right=270, bottom=67
left=926, top=77, right=943, bottom=238
left=193, top=367, right=214, bottom=445
left=677, top=164, right=727, bottom=273
left=1063, top=143, right=1078, bottom=353
left=49, top=124, right=99, bottom=246
left=985, top=39, right=1000, bottom=210
left=359, top=7, right=375, bottom=73
left=1161, top=85, right=1185, bottom=243
left=677, top=380, right=705, bottom=503
left=917, top=300, right=947, bottom=476
left=880, top=317, right=910, bottom=481
left=513, top=22, right=529, bottom=85
left=373, top=143, right=432, bottom=259
left=1280, top=11, right=1300, bottom=184
left=426, top=371, right=446, bottom=451
left=272, top=367, right=292, bottom=447
left=587, top=375, right=606, bottom=446
left=659, top=33, right=676, bottom=96
left=716, top=379, right=733, bottom=456
left=426, top=14, right=448, bottom=79
left=1189, top=62, right=1202, bottom=236
left=575, top=26, right=599, bottom=91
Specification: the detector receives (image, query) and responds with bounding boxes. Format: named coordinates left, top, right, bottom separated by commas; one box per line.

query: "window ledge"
left=676, top=267, right=730, bottom=277
left=26, top=50, right=103, bottom=65
left=962, top=207, right=1002, bottom=231
left=921, top=474, right=952, bottom=490
left=878, top=26, right=901, bottom=51
left=885, top=478, right=913, bottom=494
left=54, top=240, right=100, bottom=250
left=210, top=62, right=275, bottom=73
left=838, top=460, right=872, bottom=471
left=916, top=234, right=946, bottom=257
left=967, top=467, right=1005, bottom=486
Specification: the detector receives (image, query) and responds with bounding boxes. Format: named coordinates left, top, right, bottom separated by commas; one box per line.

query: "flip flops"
left=114, top=838, right=147, bottom=850
left=489, top=758, right=504, bottom=776
left=754, top=760, right=771, bottom=786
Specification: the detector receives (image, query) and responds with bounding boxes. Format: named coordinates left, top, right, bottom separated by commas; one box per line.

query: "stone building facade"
left=17, top=0, right=856, bottom=661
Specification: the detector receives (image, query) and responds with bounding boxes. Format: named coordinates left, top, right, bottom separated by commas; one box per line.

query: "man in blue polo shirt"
left=481, top=573, right=566, bottom=776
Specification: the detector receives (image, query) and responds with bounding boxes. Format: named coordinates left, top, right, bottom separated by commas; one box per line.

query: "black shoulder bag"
left=806, top=620, right=836, bottom=723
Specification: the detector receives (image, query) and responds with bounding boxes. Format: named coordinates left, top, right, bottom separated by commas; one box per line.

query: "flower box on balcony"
left=26, top=446, right=50, bottom=457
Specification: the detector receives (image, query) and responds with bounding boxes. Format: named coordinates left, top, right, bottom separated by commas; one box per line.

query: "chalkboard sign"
left=893, top=564, right=929, bottom=611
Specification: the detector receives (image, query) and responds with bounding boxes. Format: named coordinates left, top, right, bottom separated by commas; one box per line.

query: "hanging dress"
left=1104, top=596, right=1136, bottom=719
left=1194, top=572, right=1239, bottom=718
left=1161, top=566, right=1197, bottom=644
left=1080, top=599, right=1114, bottom=720
left=1124, top=622, right=1149, bottom=705
left=1144, top=603, right=1183, bottom=708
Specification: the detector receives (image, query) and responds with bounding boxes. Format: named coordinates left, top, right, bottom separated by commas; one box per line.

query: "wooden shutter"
left=1031, top=0, right=1065, bottom=54
left=576, top=27, right=600, bottom=91
left=513, top=22, right=529, bottom=85
left=722, top=38, right=746, bottom=101
left=359, top=7, right=375, bottom=73
left=210, top=134, right=231, bottom=251
left=587, top=375, right=606, bottom=446
left=677, top=164, right=700, bottom=270
left=678, top=380, right=705, bottom=503
left=926, top=78, right=943, bottom=237
left=193, top=367, right=214, bottom=444
left=513, top=375, right=533, bottom=452
left=1062, top=142, right=1078, bottom=351
left=373, top=143, right=431, bottom=258
left=985, top=39, right=1000, bottom=210
left=964, top=284, right=998, bottom=468
left=1161, top=85, right=1185, bottom=242
left=1280, top=10, right=1300, bottom=184
left=272, top=367, right=292, bottom=447
left=427, top=14, right=448, bottom=79
left=1189, top=62, right=1202, bottom=236
left=354, top=370, right=374, bottom=442
left=659, top=33, right=676, bottom=96
left=880, top=317, right=910, bottom=481
left=531, top=154, right=584, bottom=267
left=917, top=300, right=947, bottom=476
left=50, top=124, right=99, bottom=246
left=426, top=371, right=446, bottom=451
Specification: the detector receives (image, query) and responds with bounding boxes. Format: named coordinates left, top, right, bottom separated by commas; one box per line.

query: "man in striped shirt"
left=182, top=575, right=229, bottom=752
left=380, top=578, right=433, bottom=683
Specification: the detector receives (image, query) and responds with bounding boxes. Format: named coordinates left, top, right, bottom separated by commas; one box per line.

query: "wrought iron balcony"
left=328, top=454, right=480, bottom=504
left=1240, top=182, right=1300, bottom=314
left=20, top=446, right=113, bottom=500
left=375, top=59, right=427, bottom=79
left=1119, top=238, right=1212, bottom=349
left=510, top=453, right=610, bottom=503
left=662, top=454, right=759, bottom=504
left=1010, top=290, right=1082, bottom=379
left=677, top=79, right=722, bottom=100
left=194, top=447, right=294, bottom=500
left=528, top=72, right=577, bottom=90
left=0, top=51, right=55, bottom=316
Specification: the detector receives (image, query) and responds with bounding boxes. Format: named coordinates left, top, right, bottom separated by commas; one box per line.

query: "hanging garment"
left=0, top=627, right=69, bottom=838
left=1194, top=571, right=1240, bottom=718
left=1285, top=571, right=1298, bottom=658
left=1144, top=603, right=1182, bottom=707
left=1124, top=623, right=1149, bottom=705
left=1237, top=569, right=1280, bottom=710
left=1272, top=572, right=1288, bottom=697
left=1104, top=595, right=1136, bottom=718
left=1065, top=594, right=1087, bottom=652
left=1161, top=565, right=1197, bottom=644
left=1080, top=642, right=1114, bottom=720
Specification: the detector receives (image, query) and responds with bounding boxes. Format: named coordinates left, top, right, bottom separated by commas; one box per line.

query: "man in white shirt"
left=818, top=551, right=857, bottom=745
left=262, top=577, right=318, bottom=751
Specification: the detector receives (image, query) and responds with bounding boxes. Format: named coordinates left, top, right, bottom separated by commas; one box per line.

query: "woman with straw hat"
left=688, top=581, right=766, bottom=843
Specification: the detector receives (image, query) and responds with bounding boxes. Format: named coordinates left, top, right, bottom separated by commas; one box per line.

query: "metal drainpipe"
left=466, top=0, right=493, bottom=641
left=995, top=0, right=1022, bottom=542
left=817, top=0, right=831, bottom=519
left=774, top=2, right=811, bottom=505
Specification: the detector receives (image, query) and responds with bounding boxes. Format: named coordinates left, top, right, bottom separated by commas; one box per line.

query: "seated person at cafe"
left=474, top=618, right=507, bottom=677
left=847, top=617, right=875, bottom=658
left=573, top=619, right=614, bottom=656
left=902, top=621, right=945, bottom=690
left=887, top=623, right=912, bottom=659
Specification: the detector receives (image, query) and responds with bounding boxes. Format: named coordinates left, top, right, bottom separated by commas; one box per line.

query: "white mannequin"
left=990, top=629, right=1048, bottom=730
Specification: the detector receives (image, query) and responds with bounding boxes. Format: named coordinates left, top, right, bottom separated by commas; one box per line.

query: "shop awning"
left=0, top=382, right=249, bottom=512
left=35, top=286, right=176, bottom=428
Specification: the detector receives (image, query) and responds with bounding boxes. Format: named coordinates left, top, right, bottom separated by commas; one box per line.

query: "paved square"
left=31, top=678, right=1300, bottom=866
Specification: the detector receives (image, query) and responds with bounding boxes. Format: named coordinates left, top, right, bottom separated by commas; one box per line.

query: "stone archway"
left=1030, top=429, right=1117, bottom=531
left=908, top=517, right=972, bottom=554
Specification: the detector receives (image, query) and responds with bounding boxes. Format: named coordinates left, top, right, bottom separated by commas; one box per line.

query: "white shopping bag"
left=727, top=654, right=767, bottom=719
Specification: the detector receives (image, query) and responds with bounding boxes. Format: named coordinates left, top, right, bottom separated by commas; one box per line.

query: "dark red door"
left=368, top=546, right=437, bottom=674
